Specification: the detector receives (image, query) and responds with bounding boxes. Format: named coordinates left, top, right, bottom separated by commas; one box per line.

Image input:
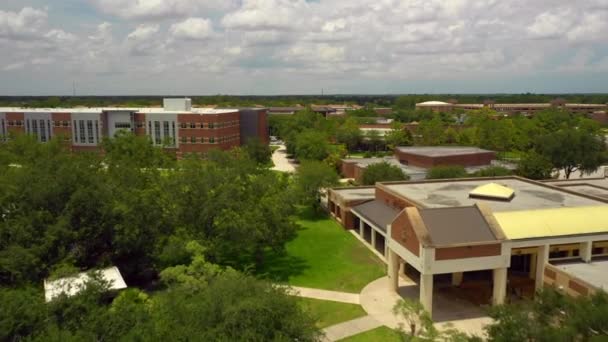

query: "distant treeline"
left=1, top=93, right=607, bottom=109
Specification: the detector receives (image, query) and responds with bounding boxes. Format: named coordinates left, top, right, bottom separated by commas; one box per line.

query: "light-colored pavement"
left=287, top=286, right=360, bottom=304
left=271, top=144, right=297, bottom=173
left=359, top=276, right=492, bottom=338
left=322, top=315, right=382, bottom=341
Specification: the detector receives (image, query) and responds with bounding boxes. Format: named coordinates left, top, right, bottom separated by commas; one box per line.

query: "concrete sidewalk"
left=322, top=315, right=382, bottom=341
left=288, top=286, right=360, bottom=304
left=271, top=144, right=297, bottom=173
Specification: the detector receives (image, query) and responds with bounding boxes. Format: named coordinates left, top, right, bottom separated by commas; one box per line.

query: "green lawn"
left=259, top=209, right=386, bottom=292
left=298, top=297, right=367, bottom=329
left=338, top=326, right=402, bottom=342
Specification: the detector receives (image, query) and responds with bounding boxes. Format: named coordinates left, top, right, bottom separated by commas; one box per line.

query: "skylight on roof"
left=469, top=183, right=515, bottom=201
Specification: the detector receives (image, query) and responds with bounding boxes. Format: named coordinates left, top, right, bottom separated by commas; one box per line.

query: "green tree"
left=516, top=152, right=554, bottom=180
left=472, top=166, right=513, bottom=177
left=294, top=160, right=339, bottom=212
left=336, top=118, right=362, bottom=152
left=295, top=130, right=331, bottom=161
left=244, top=137, right=272, bottom=165
left=486, top=288, right=608, bottom=341
left=385, top=122, right=413, bottom=149
left=534, top=126, right=606, bottom=179
left=366, top=129, right=383, bottom=152
left=426, top=165, right=468, bottom=179
left=417, top=116, right=445, bottom=146
left=361, top=162, right=409, bottom=185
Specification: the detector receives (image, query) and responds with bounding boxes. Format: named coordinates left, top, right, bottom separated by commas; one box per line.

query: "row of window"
left=179, top=135, right=239, bottom=144
left=179, top=121, right=239, bottom=129
left=72, top=119, right=100, bottom=144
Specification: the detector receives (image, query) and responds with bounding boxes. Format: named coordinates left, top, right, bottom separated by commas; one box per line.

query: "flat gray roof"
left=381, top=178, right=606, bottom=212
left=342, top=157, right=428, bottom=176
left=351, top=200, right=401, bottom=232
left=395, top=146, right=494, bottom=157
left=419, top=206, right=498, bottom=246
left=552, top=259, right=608, bottom=291
left=332, top=187, right=375, bottom=202
left=558, top=184, right=608, bottom=199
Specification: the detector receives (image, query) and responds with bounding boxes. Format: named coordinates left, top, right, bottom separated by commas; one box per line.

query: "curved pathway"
left=286, top=275, right=492, bottom=341
left=271, top=144, right=297, bottom=173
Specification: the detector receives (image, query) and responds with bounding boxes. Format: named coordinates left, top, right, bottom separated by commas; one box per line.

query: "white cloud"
left=170, top=18, right=213, bottom=40
left=93, top=0, right=236, bottom=20
left=127, top=24, right=159, bottom=40
left=0, top=7, right=47, bottom=39
left=2, top=1, right=608, bottom=94
left=527, top=9, right=573, bottom=39
left=222, top=0, right=309, bottom=31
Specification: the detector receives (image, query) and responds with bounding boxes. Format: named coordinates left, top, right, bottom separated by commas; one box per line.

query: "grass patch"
left=338, top=326, right=402, bottom=342
left=298, top=297, right=367, bottom=329
left=259, top=208, right=386, bottom=292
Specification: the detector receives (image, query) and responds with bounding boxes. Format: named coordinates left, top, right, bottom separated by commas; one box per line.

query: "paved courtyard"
left=360, top=276, right=491, bottom=338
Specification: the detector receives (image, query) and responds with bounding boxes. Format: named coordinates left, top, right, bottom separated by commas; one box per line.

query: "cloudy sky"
left=1, top=0, right=607, bottom=95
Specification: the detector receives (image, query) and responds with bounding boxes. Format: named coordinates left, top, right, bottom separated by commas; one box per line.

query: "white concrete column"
left=492, top=268, right=508, bottom=305
left=452, top=272, right=463, bottom=287
left=535, top=245, right=549, bottom=291
left=371, top=229, right=377, bottom=249
left=420, top=274, right=433, bottom=318
left=580, top=241, right=592, bottom=263
left=359, top=219, right=364, bottom=237
left=399, top=259, right=405, bottom=275
left=388, top=249, right=399, bottom=292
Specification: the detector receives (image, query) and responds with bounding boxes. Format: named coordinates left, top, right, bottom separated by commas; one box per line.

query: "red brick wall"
left=51, top=113, right=72, bottom=140
left=434, top=244, right=501, bottom=260
left=341, top=161, right=357, bottom=178
left=177, top=112, right=240, bottom=156
left=589, top=112, right=608, bottom=125
left=391, top=210, right=420, bottom=256
left=257, top=109, right=269, bottom=144
left=394, top=150, right=495, bottom=168
left=133, top=113, right=146, bottom=136
left=375, top=186, right=417, bottom=210
left=5, top=112, right=25, bottom=135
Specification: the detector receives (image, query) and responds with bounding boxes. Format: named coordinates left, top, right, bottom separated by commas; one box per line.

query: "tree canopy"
left=361, top=162, right=410, bottom=185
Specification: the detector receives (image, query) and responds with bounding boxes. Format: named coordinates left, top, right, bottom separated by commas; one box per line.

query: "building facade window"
left=190, top=122, right=196, bottom=129
left=209, top=137, right=215, bottom=144
left=87, top=120, right=94, bottom=143
left=180, top=122, right=187, bottom=129
left=73, top=120, right=77, bottom=141
left=209, top=122, right=214, bottom=129
left=79, top=120, right=86, bottom=143
left=190, top=136, right=197, bottom=143
left=95, top=121, right=99, bottom=143
left=163, top=121, right=170, bottom=143
left=171, top=122, right=176, bottom=146
left=154, top=121, right=161, bottom=145
left=39, top=120, right=46, bottom=142
left=181, top=136, right=187, bottom=144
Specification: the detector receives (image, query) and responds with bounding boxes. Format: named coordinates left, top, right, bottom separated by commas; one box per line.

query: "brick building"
left=0, top=98, right=268, bottom=157
left=341, top=146, right=506, bottom=182
left=328, top=176, right=608, bottom=317
left=416, top=100, right=608, bottom=119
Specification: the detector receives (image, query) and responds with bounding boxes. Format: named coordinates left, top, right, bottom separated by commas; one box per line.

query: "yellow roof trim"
left=494, top=206, right=608, bottom=240
left=469, top=183, right=515, bottom=200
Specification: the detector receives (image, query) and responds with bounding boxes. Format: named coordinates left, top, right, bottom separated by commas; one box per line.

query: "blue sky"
left=1, top=0, right=607, bottom=95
